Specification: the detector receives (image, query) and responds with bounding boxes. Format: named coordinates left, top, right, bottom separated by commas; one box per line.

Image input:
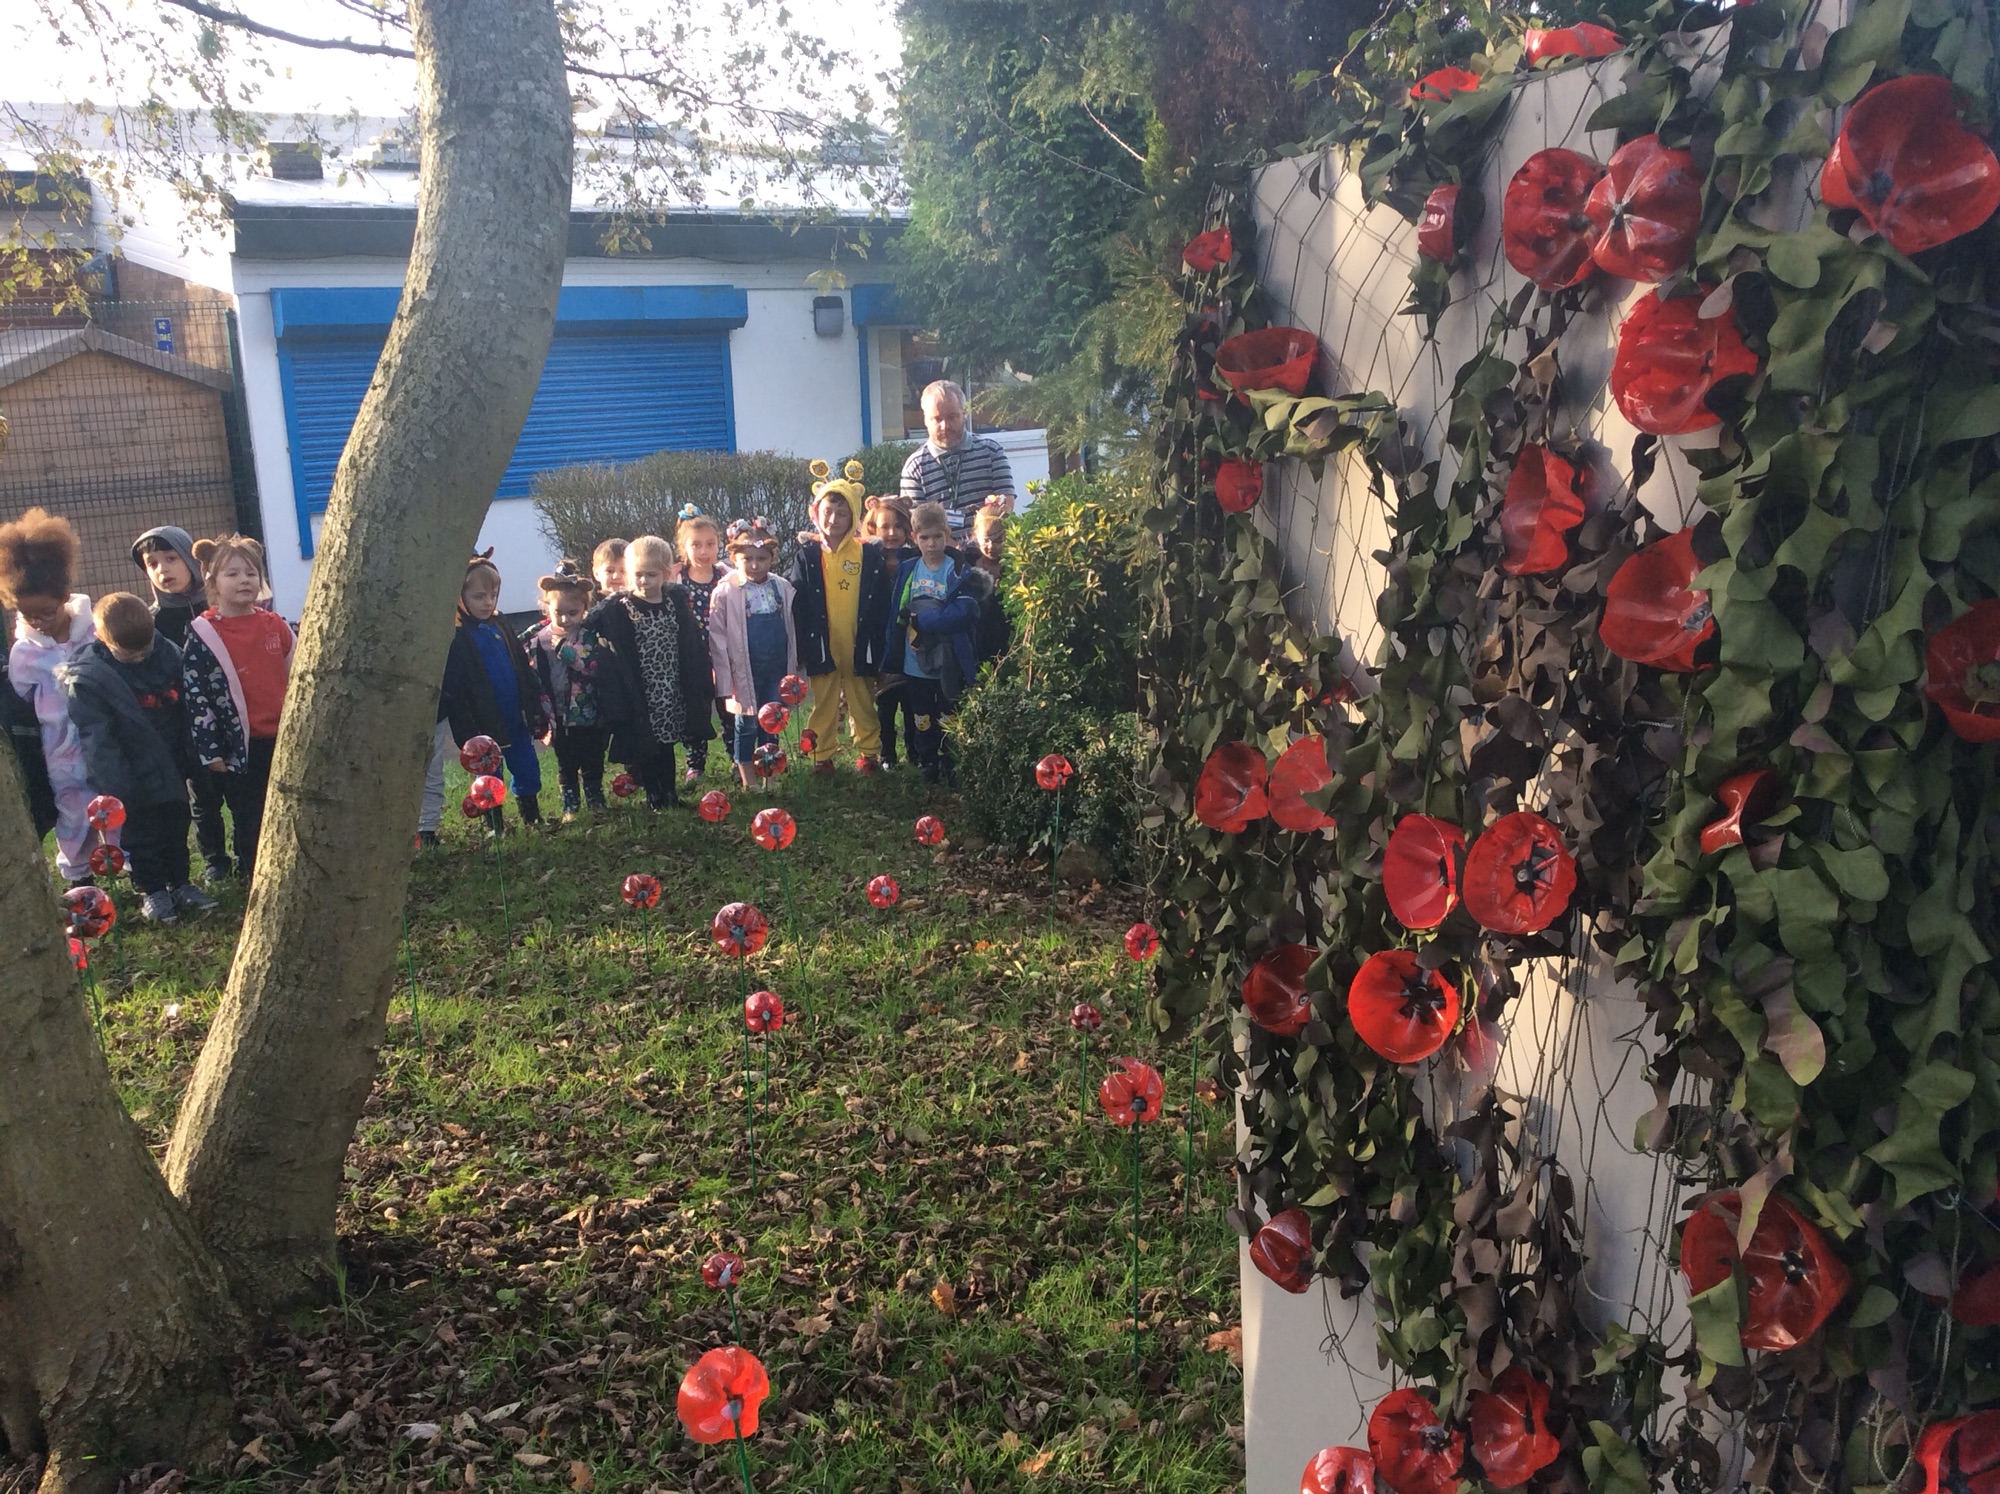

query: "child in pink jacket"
left=708, top=518, right=799, bottom=790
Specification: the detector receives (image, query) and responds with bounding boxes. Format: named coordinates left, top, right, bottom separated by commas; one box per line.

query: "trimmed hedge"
left=532, top=450, right=818, bottom=563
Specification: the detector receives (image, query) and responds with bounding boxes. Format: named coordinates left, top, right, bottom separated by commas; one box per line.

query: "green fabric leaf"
left=1687, top=1276, right=1747, bottom=1367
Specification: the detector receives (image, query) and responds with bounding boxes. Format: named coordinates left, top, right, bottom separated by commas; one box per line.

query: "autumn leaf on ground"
left=569, top=1460, right=594, bottom=1490
left=931, top=1279, right=958, bottom=1317
left=1205, top=1325, right=1244, bottom=1364
left=1020, top=1447, right=1056, bottom=1476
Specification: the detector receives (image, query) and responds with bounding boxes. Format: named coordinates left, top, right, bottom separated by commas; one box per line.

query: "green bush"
left=531, top=449, right=818, bottom=563
left=1006, top=473, right=1145, bottom=707
left=843, top=440, right=920, bottom=499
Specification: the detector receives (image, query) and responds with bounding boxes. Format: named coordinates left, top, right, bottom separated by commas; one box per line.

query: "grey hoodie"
left=131, top=524, right=207, bottom=648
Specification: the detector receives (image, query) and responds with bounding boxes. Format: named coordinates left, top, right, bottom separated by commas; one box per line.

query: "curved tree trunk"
left=164, top=0, right=573, bottom=1311
left=0, top=764, right=237, bottom=1494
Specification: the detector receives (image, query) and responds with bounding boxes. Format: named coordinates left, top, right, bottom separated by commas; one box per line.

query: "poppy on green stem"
left=711, top=903, right=769, bottom=959
left=1098, top=1058, right=1164, bottom=1125
left=622, top=873, right=661, bottom=910
left=676, top=1346, right=770, bottom=1444
left=699, top=789, right=733, bottom=823
left=85, top=793, right=125, bottom=832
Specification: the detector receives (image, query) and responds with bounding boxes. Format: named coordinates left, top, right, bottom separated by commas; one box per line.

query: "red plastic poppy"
left=88, top=843, right=126, bottom=878
left=1503, top=148, right=1606, bottom=289
left=710, top=902, right=769, bottom=959
left=1952, top=1263, right=2000, bottom=1327
left=611, top=772, right=637, bottom=798
left=1348, top=950, right=1460, bottom=1063
left=1249, top=1207, right=1314, bottom=1294
left=1125, top=921, right=1161, bottom=962
left=458, top=792, right=482, bottom=819
left=778, top=674, right=809, bottom=707
left=1243, top=943, right=1317, bottom=1037
left=914, top=814, right=946, bottom=847
left=1461, top=811, right=1577, bottom=935
left=69, top=935, right=88, bottom=972
left=1916, top=1412, right=2000, bottom=1494
left=1098, top=1057, right=1165, bottom=1125
left=1383, top=815, right=1466, bottom=930
left=1611, top=290, right=1759, bottom=435
left=1411, top=66, right=1480, bottom=103
left=676, top=1345, right=770, bottom=1445
left=1470, top=1366, right=1561, bottom=1486
left=751, top=742, right=789, bottom=778
left=1215, top=326, right=1320, bottom=398
left=1368, top=1388, right=1465, bottom=1494
left=458, top=735, right=503, bottom=776
left=1585, top=134, right=1701, bottom=283
left=1216, top=459, right=1264, bottom=514
left=700, top=1250, right=747, bottom=1290
left=798, top=729, right=819, bottom=756
left=1269, top=736, right=1336, bottom=833
left=1417, top=184, right=1460, bottom=263
left=1601, top=528, right=1716, bottom=671
left=84, top=794, right=126, bottom=832
left=751, top=807, right=796, bottom=851
left=1699, top=770, right=1780, bottom=855
left=756, top=701, right=789, bottom=735
left=1035, top=753, right=1075, bottom=790
left=1500, top=445, right=1587, bottom=576
left=1181, top=227, right=1234, bottom=272
left=1679, top=1190, right=1851, bottom=1351
left=1070, top=1001, right=1103, bottom=1034
left=1302, top=1447, right=1378, bottom=1494
left=1925, top=599, right=2000, bottom=742
left=866, top=874, right=900, bottom=908
left=64, top=884, right=116, bottom=939
left=745, top=989, right=785, bottom=1034
left=1824, top=75, right=2000, bottom=256
left=698, top=789, right=732, bottom=823
left=622, top=873, right=661, bottom=910
left=1523, top=23, right=1621, bottom=63
left=1195, top=742, right=1270, bottom=833
left=468, top=773, right=509, bottom=812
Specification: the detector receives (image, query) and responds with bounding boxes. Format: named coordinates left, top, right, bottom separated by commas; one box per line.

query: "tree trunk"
left=164, top=0, right=573, bottom=1311
left=0, top=765, right=237, bottom=1494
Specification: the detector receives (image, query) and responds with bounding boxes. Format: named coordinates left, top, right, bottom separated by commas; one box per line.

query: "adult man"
left=898, top=380, right=1017, bottom=536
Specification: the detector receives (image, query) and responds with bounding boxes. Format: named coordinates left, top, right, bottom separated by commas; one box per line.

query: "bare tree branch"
left=154, top=0, right=416, bottom=58
left=1080, top=99, right=1146, bottom=164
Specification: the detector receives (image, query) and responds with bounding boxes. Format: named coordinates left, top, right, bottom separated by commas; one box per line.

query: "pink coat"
left=708, top=574, right=799, bottom=714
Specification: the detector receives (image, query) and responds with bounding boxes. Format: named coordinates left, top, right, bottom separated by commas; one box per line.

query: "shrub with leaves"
left=841, top=440, right=919, bottom=499
left=531, top=449, right=817, bottom=562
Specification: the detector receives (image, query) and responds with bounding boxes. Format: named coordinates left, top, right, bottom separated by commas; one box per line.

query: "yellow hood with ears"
left=809, top=458, right=867, bottom=530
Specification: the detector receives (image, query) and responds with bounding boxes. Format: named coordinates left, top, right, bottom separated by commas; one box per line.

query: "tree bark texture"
left=0, top=760, right=237, bottom=1494
left=164, top=0, right=574, bottom=1311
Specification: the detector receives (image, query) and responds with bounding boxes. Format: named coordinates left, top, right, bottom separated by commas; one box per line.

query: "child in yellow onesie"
left=787, top=459, right=892, bottom=772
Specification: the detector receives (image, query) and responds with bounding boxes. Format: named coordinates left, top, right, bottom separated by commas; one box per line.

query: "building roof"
left=0, top=323, right=236, bottom=392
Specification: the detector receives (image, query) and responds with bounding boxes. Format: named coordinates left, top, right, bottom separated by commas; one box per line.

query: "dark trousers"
left=554, top=724, right=607, bottom=803
left=216, top=735, right=277, bottom=882
left=188, top=767, right=228, bottom=872
left=903, top=678, right=951, bottom=778
left=877, top=681, right=920, bottom=767
left=686, top=697, right=728, bottom=770
left=631, top=747, right=679, bottom=807
left=124, top=798, right=192, bottom=894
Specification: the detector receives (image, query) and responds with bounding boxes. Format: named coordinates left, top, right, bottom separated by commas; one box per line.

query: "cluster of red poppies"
left=1384, top=809, right=1578, bottom=937
left=1294, top=1370, right=1563, bottom=1494
left=1192, top=737, right=1335, bottom=834
left=678, top=1252, right=771, bottom=1467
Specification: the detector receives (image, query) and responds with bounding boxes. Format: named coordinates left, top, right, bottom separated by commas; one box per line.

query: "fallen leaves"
left=1205, top=1325, right=1244, bottom=1365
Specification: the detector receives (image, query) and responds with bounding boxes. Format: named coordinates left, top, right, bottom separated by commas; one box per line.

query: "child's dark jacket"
left=583, top=587, right=714, bottom=764
left=787, top=538, right=892, bottom=676
left=60, top=638, right=193, bottom=807
left=2, top=653, right=58, bottom=836
left=439, top=618, right=549, bottom=748
left=881, top=554, right=994, bottom=704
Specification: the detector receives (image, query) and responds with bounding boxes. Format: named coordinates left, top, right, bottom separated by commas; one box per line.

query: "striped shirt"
left=899, top=435, right=1016, bottom=532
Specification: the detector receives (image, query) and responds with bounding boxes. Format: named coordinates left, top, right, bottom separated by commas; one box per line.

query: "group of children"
left=2, top=508, right=294, bottom=924
left=425, top=459, right=1013, bottom=833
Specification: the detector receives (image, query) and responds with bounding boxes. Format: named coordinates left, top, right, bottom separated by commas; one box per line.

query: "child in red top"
left=183, top=535, right=294, bottom=884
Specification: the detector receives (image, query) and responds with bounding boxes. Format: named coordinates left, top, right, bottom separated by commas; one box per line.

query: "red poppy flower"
left=751, top=807, right=796, bottom=851
left=698, top=789, right=732, bottom=823
left=1916, top=1412, right=2000, bottom=1494
left=1070, top=1001, right=1103, bottom=1034
left=1500, top=445, right=1587, bottom=576
left=757, top=701, right=790, bottom=734
left=1243, top=943, right=1317, bottom=1036
left=1216, top=459, right=1264, bottom=514
left=866, top=874, right=900, bottom=908
left=69, top=935, right=88, bottom=972
left=1215, top=326, right=1320, bottom=398
left=458, top=792, right=482, bottom=819
left=1182, top=227, right=1234, bottom=271
left=914, top=814, right=946, bottom=847
left=1469, top=1366, right=1560, bottom=1486
left=1523, top=23, right=1621, bottom=63
left=1249, top=1208, right=1314, bottom=1294
left=1699, top=770, right=1780, bottom=855
left=1460, top=812, right=1577, bottom=935
left=1952, top=1263, right=2000, bottom=1327
left=1368, top=1388, right=1465, bottom=1494
left=1098, top=1057, right=1165, bottom=1125
left=778, top=673, right=809, bottom=707
left=85, top=794, right=126, bottom=832
left=1269, top=736, right=1336, bottom=832
left=1601, top=528, right=1716, bottom=672
left=745, top=989, right=785, bottom=1034
left=1925, top=599, right=2000, bottom=741
left=64, top=884, right=117, bottom=939
left=1411, top=66, right=1480, bottom=103
left=1417, top=184, right=1460, bottom=263
left=1302, top=1447, right=1378, bottom=1494
left=611, top=772, right=637, bottom=798
left=711, top=902, right=769, bottom=959
left=1503, top=148, right=1606, bottom=289
left=1585, top=134, right=1701, bottom=283
left=622, top=873, right=661, bottom=910
left=798, top=729, right=819, bottom=756
left=1035, top=753, right=1075, bottom=790
left=1824, top=75, right=2000, bottom=255
left=1348, top=951, right=1460, bottom=1063
left=701, top=1250, right=747, bottom=1290
left=1195, top=742, right=1270, bottom=832
left=676, top=1345, right=770, bottom=1445
left=88, top=843, right=126, bottom=878
left=1125, top=921, right=1161, bottom=962
left=1611, top=290, right=1759, bottom=435
left=468, top=773, right=509, bottom=811
left=1679, top=1190, right=1851, bottom=1351
left=1383, top=815, right=1466, bottom=930
left=751, top=742, right=789, bottom=778
left=457, top=736, right=503, bottom=777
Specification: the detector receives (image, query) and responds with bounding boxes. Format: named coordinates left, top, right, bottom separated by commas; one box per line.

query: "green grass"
left=53, top=748, right=1245, bottom=1493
